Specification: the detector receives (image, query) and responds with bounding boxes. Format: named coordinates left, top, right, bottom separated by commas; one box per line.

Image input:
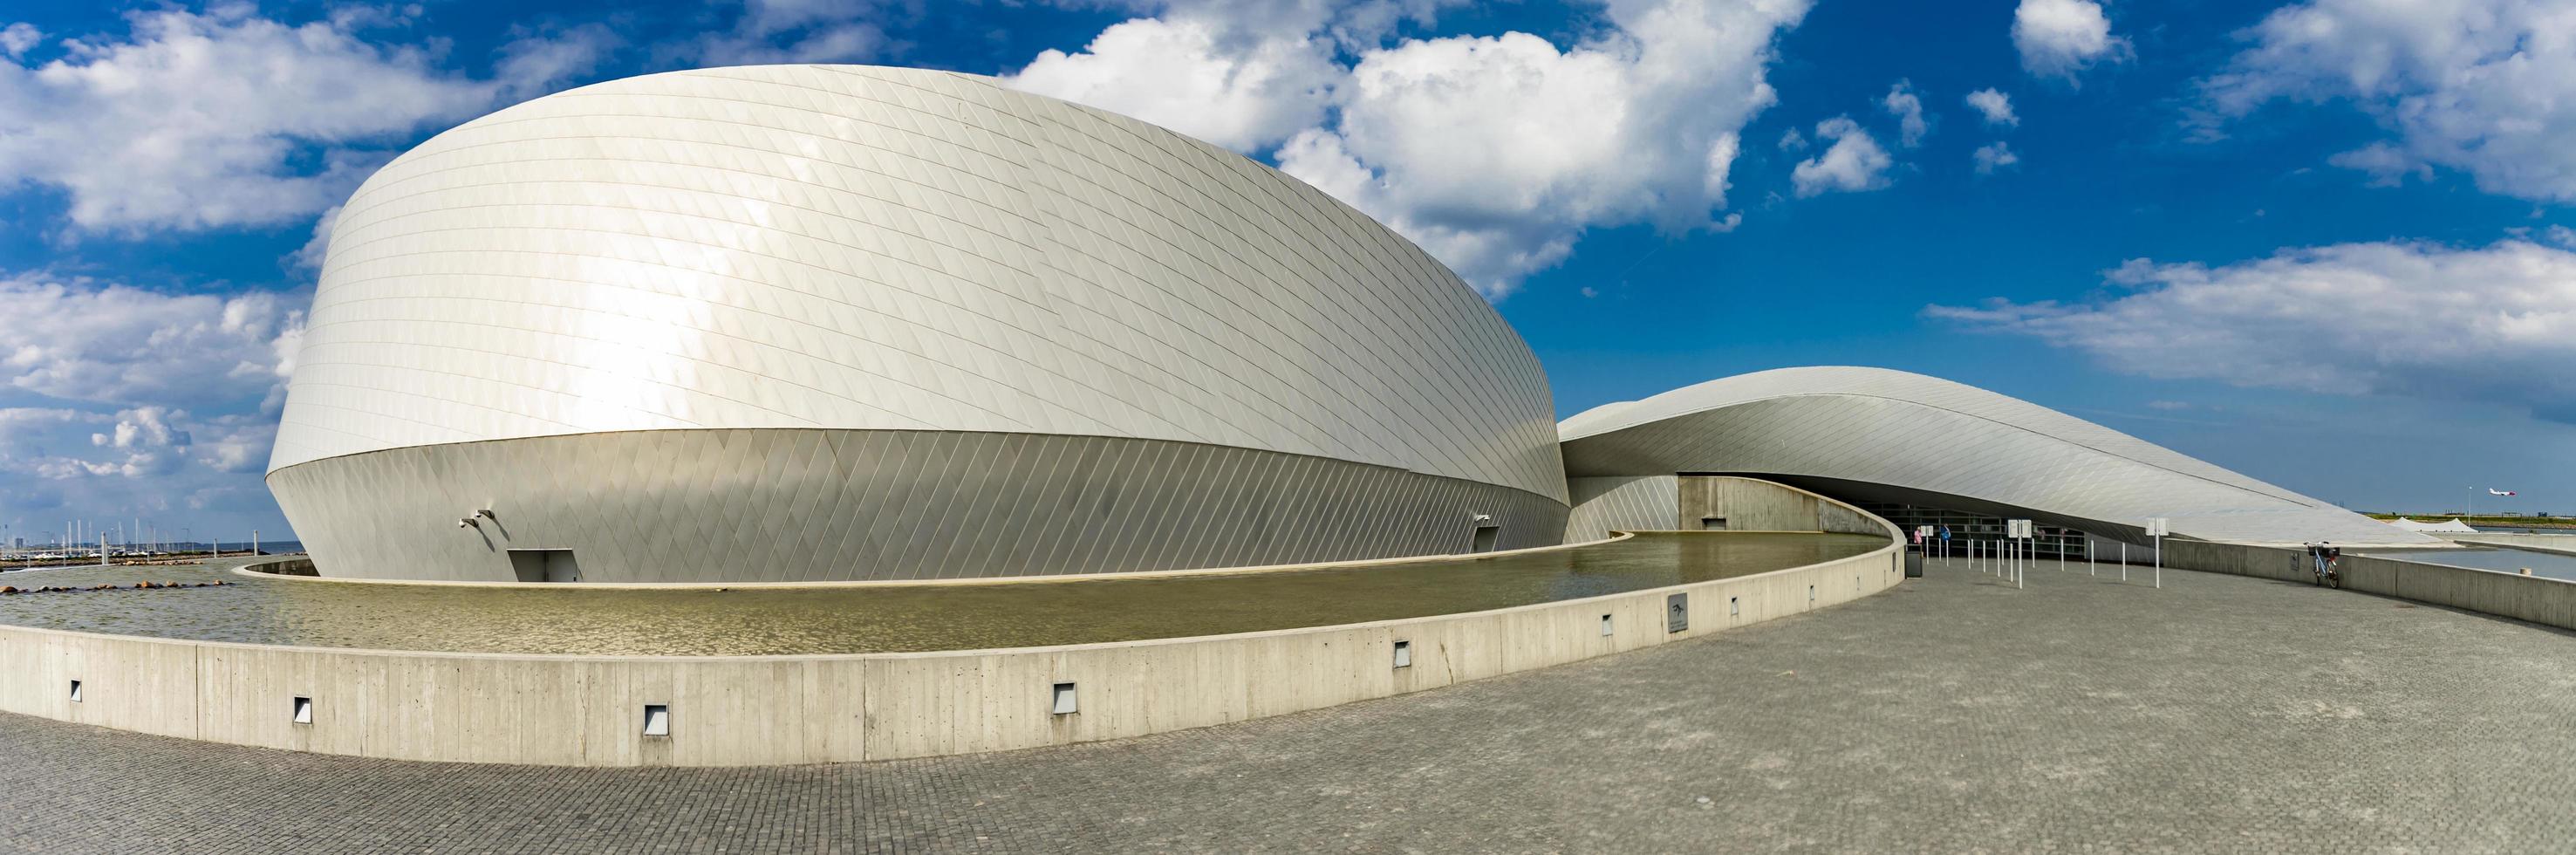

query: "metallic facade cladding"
left=270, top=429, right=1568, bottom=583
left=270, top=64, right=1564, bottom=500
left=266, top=65, right=1570, bottom=580
left=1559, top=366, right=2436, bottom=546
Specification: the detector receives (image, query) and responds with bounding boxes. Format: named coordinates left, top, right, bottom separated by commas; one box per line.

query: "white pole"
left=2087, top=535, right=2095, bottom=576
left=252, top=530, right=260, bottom=557
left=2121, top=542, right=2128, bottom=582
left=2155, top=533, right=2163, bottom=589
left=98, top=536, right=106, bottom=567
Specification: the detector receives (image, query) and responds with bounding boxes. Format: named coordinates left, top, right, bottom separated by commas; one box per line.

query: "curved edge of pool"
left=3, top=477, right=1903, bottom=768
left=229, top=532, right=1642, bottom=590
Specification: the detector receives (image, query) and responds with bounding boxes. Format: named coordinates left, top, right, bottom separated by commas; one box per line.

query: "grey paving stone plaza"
left=7, top=558, right=2574, bottom=854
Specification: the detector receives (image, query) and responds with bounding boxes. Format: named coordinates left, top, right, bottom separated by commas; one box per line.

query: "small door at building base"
left=1700, top=516, right=1729, bottom=530
left=1471, top=524, right=1500, bottom=552
left=508, top=549, right=581, bottom=583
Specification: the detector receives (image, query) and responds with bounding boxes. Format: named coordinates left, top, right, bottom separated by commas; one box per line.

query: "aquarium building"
left=264, top=65, right=2432, bottom=584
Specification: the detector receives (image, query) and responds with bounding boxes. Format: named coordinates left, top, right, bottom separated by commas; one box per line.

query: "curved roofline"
left=1556, top=366, right=2437, bottom=546
left=1559, top=365, right=2320, bottom=505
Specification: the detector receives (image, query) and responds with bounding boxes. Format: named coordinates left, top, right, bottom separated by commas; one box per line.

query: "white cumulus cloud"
left=684, top=0, right=894, bottom=66
left=0, top=7, right=513, bottom=232
left=0, top=23, right=38, bottom=58
left=1882, top=79, right=1927, bottom=147
left=1965, top=87, right=2018, bottom=127
left=1007, top=17, right=1338, bottom=152
left=1973, top=141, right=2020, bottom=174
left=1927, top=239, right=2576, bottom=421
left=2013, top=0, right=2128, bottom=81
left=1018, top=0, right=1809, bottom=298
left=0, top=274, right=304, bottom=410
left=2197, top=0, right=2576, bottom=202
left=1791, top=116, right=1892, bottom=197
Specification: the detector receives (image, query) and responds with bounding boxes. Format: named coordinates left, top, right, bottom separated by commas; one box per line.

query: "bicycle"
left=2306, top=542, right=2342, bottom=588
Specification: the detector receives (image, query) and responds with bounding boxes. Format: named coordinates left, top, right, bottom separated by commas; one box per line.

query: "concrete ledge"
left=2449, top=532, right=2576, bottom=558
left=231, top=534, right=1635, bottom=590
left=2, top=484, right=1903, bottom=767
left=2156, top=538, right=2576, bottom=633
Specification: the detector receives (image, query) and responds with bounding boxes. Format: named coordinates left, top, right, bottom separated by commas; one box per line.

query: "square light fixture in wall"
left=1392, top=640, right=1412, bottom=669
left=1600, top=614, right=1614, bottom=637
left=1051, top=682, right=1078, bottom=715
left=643, top=704, right=671, bottom=736
left=1729, top=596, right=1739, bottom=617
left=292, top=696, right=313, bottom=725
left=68, top=680, right=81, bottom=703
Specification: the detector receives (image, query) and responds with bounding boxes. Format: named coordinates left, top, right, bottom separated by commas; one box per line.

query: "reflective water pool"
left=0, top=532, right=1886, bottom=655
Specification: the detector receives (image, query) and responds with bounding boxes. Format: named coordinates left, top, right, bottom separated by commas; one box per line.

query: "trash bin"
left=1903, top=549, right=1924, bottom=578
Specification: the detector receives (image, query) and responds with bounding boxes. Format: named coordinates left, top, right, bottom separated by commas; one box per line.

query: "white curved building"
left=266, top=64, right=2422, bottom=584
left=267, top=65, right=1568, bottom=582
left=1557, top=366, right=2435, bottom=547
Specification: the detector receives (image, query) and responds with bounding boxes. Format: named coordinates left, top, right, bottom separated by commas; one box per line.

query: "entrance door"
left=1471, top=524, right=1500, bottom=552
left=507, top=549, right=582, bottom=583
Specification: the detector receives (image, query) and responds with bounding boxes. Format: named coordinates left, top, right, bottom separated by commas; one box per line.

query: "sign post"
left=2145, top=517, right=2169, bottom=589
left=2006, top=519, right=2033, bottom=589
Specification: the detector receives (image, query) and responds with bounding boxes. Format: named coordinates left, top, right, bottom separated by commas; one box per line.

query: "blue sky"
left=2, top=0, right=2573, bottom=547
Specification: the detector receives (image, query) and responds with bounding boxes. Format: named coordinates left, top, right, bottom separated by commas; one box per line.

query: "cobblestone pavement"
left=8, top=558, right=2576, bottom=853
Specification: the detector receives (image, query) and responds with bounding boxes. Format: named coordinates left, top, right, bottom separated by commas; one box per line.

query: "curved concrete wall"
left=1560, top=366, right=2433, bottom=546
left=2145, top=539, right=2576, bottom=633
left=0, top=484, right=1898, bottom=767
left=270, top=64, right=1565, bottom=580
left=273, top=429, right=1567, bottom=583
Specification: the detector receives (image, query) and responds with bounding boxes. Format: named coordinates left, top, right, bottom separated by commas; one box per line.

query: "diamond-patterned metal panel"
left=269, top=429, right=1568, bottom=583
left=271, top=65, right=1564, bottom=509
left=1564, top=475, right=1681, bottom=541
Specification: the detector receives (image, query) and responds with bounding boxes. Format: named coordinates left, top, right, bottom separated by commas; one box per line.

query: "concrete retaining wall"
left=0, top=489, right=1902, bottom=767
left=2150, top=538, right=2576, bottom=632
